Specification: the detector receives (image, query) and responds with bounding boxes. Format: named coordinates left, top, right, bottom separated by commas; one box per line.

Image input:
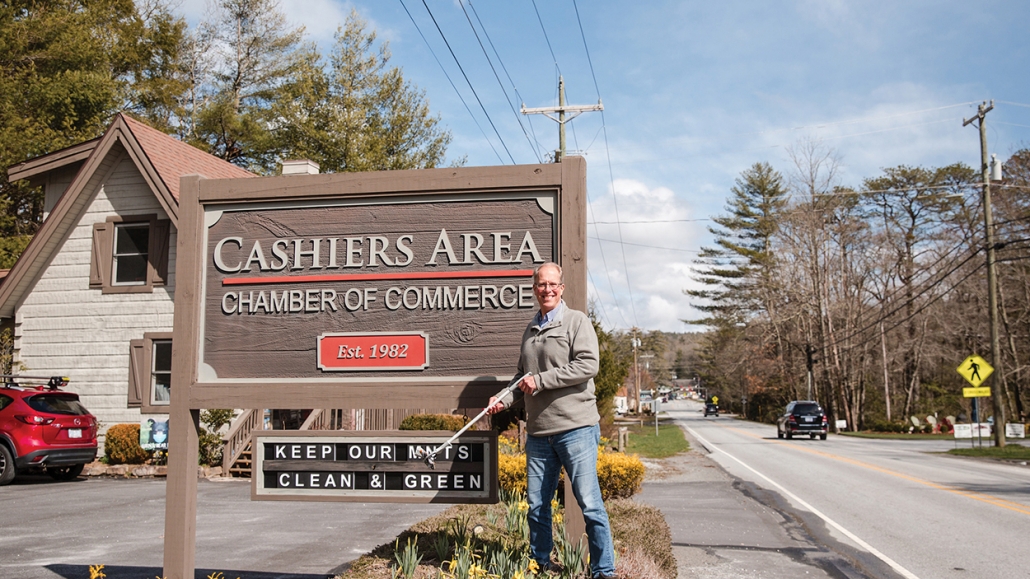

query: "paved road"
left=0, top=474, right=448, bottom=579
left=5, top=403, right=1027, bottom=579
left=665, top=399, right=1030, bottom=579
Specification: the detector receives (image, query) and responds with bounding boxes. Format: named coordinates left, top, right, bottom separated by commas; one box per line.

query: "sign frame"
left=164, top=160, right=589, bottom=579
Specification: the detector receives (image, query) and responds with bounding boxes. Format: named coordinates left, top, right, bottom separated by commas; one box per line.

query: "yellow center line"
left=723, top=425, right=1030, bottom=517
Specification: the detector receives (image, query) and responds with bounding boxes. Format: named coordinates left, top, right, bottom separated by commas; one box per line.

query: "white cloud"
left=586, top=179, right=705, bottom=332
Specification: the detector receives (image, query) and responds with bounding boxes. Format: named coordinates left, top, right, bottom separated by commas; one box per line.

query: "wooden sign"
left=164, top=160, right=588, bottom=579
left=252, top=431, right=498, bottom=503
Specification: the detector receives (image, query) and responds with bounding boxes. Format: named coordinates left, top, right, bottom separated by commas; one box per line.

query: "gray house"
left=1, top=114, right=253, bottom=431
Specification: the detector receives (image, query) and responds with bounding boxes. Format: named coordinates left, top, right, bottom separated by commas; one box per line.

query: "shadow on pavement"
left=46, top=564, right=333, bottom=579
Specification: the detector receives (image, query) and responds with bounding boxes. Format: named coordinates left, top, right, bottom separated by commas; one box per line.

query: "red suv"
left=0, top=376, right=98, bottom=485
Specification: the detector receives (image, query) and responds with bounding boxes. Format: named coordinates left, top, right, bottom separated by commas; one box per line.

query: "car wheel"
left=47, top=464, right=84, bottom=481
left=820, top=433, right=827, bottom=440
left=785, top=431, right=793, bottom=439
left=0, top=444, right=16, bottom=486
left=777, top=429, right=783, bottom=439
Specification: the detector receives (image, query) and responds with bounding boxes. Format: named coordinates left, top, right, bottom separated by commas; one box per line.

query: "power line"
left=589, top=218, right=712, bottom=224
left=418, top=0, right=516, bottom=164
left=397, top=0, right=504, bottom=164
left=586, top=269, right=612, bottom=328
left=466, top=1, right=548, bottom=158
left=589, top=236, right=702, bottom=253
left=573, top=0, right=639, bottom=327
left=530, top=0, right=559, bottom=74
left=458, top=0, right=542, bottom=163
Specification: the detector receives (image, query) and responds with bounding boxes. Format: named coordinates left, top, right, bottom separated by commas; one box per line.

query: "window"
left=90, top=215, right=171, bottom=293
left=26, top=394, right=90, bottom=415
left=151, top=340, right=172, bottom=406
left=113, top=223, right=150, bottom=285
left=128, top=332, right=173, bottom=414
left=0, top=394, right=12, bottom=411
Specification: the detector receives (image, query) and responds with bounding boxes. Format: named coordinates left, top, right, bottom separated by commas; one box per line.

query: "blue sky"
left=178, top=0, right=1030, bottom=332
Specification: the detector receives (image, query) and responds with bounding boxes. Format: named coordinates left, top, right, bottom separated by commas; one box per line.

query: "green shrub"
left=104, top=423, right=150, bottom=464
left=863, top=418, right=908, bottom=433
left=398, top=413, right=467, bottom=431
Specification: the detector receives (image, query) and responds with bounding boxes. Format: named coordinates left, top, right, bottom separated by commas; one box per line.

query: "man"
left=488, top=262, right=616, bottom=579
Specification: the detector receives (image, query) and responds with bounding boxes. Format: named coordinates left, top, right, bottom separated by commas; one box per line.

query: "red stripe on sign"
left=222, top=269, right=534, bottom=286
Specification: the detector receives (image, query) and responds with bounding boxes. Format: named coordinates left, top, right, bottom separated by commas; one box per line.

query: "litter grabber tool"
left=419, top=373, right=530, bottom=469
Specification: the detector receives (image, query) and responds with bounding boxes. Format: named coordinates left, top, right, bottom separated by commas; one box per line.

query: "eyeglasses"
left=534, top=282, right=563, bottom=290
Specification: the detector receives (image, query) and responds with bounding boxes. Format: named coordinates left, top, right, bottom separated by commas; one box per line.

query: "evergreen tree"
left=0, top=0, right=185, bottom=264
left=269, top=11, right=450, bottom=173
left=592, top=312, right=629, bottom=435
left=190, top=0, right=313, bottom=171
left=686, top=162, right=788, bottom=327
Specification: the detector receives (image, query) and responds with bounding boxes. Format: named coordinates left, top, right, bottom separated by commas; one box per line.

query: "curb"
left=82, top=462, right=226, bottom=479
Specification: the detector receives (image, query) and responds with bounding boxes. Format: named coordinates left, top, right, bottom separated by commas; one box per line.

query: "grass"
left=624, top=419, right=689, bottom=459
left=947, top=444, right=1030, bottom=460
left=838, top=431, right=954, bottom=440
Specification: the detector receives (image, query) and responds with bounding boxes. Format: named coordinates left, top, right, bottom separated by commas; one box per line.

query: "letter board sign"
left=251, top=430, right=498, bottom=503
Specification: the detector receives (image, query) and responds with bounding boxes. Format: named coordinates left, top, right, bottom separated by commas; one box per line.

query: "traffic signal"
left=805, top=344, right=819, bottom=371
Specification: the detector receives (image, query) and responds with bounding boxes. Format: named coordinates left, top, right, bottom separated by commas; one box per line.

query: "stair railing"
left=221, top=409, right=261, bottom=474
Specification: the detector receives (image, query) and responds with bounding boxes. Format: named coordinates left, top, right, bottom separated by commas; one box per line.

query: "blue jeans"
left=526, top=423, right=615, bottom=577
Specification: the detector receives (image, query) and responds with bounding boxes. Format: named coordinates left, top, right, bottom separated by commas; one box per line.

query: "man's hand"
left=519, top=374, right=537, bottom=395
left=486, top=396, right=505, bottom=415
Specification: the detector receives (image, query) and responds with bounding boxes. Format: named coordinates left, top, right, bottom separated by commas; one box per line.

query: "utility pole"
left=631, top=332, right=641, bottom=414
left=521, top=76, right=603, bottom=162
left=640, top=353, right=655, bottom=398
left=963, top=100, right=1007, bottom=447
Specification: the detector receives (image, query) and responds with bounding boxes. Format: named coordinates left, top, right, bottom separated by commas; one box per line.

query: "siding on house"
left=14, top=154, right=176, bottom=430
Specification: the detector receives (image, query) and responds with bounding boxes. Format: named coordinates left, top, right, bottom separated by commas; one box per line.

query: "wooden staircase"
left=222, top=408, right=429, bottom=477
left=228, top=447, right=252, bottom=477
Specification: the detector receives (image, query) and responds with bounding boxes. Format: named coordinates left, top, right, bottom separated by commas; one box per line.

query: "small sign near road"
left=956, top=354, right=993, bottom=387
left=963, top=387, right=991, bottom=398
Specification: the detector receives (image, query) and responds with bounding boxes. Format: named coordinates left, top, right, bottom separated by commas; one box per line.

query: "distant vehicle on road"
left=704, top=403, right=719, bottom=417
left=777, top=400, right=827, bottom=440
left=0, top=377, right=98, bottom=485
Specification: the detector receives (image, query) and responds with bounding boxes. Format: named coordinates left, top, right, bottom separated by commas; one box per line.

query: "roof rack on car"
left=0, top=375, right=70, bottom=390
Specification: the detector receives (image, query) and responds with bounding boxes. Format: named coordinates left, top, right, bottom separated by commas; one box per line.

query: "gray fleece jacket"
left=506, top=301, right=601, bottom=436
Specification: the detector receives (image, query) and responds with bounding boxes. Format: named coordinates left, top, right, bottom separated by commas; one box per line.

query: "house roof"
left=7, top=138, right=100, bottom=187
left=120, top=115, right=253, bottom=201
left=0, top=113, right=255, bottom=319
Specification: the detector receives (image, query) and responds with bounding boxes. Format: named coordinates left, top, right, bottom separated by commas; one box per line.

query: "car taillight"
left=822, top=416, right=828, bottom=423
left=789, top=415, right=799, bottom=423
left=15, top=414, right=55, bottom=425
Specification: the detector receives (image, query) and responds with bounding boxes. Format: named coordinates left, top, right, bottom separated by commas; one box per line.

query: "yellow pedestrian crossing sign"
left=956, top=354, right=993, bottom=388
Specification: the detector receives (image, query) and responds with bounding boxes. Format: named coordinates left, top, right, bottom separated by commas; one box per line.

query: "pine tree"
left=686, top=162, right=788, bottom=327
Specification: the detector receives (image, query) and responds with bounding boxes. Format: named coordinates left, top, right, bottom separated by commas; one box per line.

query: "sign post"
left=164, top=160, right=588, bottom=579
left=957, top=354, right=994, bottom=448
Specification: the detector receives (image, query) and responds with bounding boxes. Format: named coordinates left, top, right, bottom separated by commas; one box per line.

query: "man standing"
left=488, top=262, right=616, bottom=579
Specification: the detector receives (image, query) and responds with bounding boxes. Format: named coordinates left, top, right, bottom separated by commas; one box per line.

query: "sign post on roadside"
left=957, top=354, right=994, bottom=449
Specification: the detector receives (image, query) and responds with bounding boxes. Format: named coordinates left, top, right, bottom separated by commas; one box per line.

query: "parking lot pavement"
left=0, top=473, right=449, bottom=579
